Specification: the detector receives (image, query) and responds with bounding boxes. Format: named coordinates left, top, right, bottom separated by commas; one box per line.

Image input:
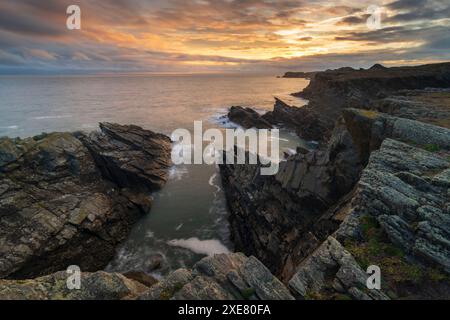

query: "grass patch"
left=241, top=288, right=256, bottom=299
left=159, top=282, right=185, bottom=300
left=345, top=215, right=450, bottom=298
left=423, top=144, right=440, bottom=152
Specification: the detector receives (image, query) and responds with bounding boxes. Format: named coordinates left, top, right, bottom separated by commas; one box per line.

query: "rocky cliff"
left=287, top=62, right=450, bottom=142
left=0, top=123, right=171, bottom=279
left=219, top=107, right=450, bottom=299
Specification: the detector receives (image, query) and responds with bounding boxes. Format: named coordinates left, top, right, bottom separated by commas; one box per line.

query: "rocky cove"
left=1, top=63, right=450, bottom=300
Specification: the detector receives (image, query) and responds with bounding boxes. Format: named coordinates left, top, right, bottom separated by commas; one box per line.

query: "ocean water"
left=0, top=73, right=309, bottom=276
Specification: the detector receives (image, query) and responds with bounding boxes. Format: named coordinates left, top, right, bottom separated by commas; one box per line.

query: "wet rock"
left=79, top=122, right=172, bottom=191
left=139, top=253, right=294, bottom=300
left=219, top=116, right=364, bottom=276
left=0, top=123, right=171, bottom=279
left=227, top=106, right=273, bottom=129
left=263, top=98, right=329, bottom=142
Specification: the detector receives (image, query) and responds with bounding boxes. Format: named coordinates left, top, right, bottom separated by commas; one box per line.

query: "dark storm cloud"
left=386, top=0, right=450, bottom=22
left=0, top=7, right=63, bottom=36
left=336, top=14, right=371, bottom=26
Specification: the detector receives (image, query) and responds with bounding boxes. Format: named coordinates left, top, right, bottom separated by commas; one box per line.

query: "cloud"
left=0, top=0, right=448, bottom=74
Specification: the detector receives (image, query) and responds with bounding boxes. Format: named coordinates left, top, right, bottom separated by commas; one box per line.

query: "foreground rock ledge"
left=0, top=123, right=171, bottom=279
left=0, top=253, right=293, bottom=300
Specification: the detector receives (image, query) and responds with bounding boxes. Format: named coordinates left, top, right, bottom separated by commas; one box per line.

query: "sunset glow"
left=1, top=0, right=449, bottom=74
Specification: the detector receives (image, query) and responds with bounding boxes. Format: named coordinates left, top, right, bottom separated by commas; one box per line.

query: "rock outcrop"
left=262, top=98, right=329, bottom=141
left=227, top=106, right=273, bottom=129
left=290, top=62, right=450, bottom=141
left=220, top=113, right=365, bottom=276
left=0, top=253, right=293, bottom=300
left=220, top=107, right=450, bottom=299
left=290, top=135, right=450, bottom=299
left=0, top=271, right=149, bottom=300
left=139, top=253, right=294, bottom=300
left=0, top=123, right=171, bottom=279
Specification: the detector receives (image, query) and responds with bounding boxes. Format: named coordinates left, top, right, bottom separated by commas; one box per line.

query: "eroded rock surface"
left=0, top=271, right=149, bottom=300
left=227, top=106, right=273, bottom=129
left=220, top=107, right=450, bottom=299
left=139, top=253, right=294, bottom=300
left=290, top=136, right=450, bottom=299
left=0, top=123, right=171, bottom=279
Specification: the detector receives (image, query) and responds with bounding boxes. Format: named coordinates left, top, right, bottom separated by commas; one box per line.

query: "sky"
left=0, top=0, right=449, bottom=74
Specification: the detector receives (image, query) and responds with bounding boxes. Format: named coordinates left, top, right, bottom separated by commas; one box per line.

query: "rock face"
left=139, top=253, right=294, bottom=300
left=289, top=237, right=390, bottom=300
left=79, top=123, right=171, bottom=191
left=0, top=123, right=171, bottom=279
left=220, top=107, right=450, bottom=299
left=227, top=106, right=273, bottom=129
left=220, top=114, right=365, bottom=276
left=290, top=136, right=450, bottom=299
left=0, top=253, right=293, bottom=300
left=282, top=71, right=317, bottom=79
left=291, top=62, right=450, bottom=141
left=0, top=271, right=149, bottom=300
left=263, top=98, right=329, bottom=141
left=375, top=89, right=450, bottom=129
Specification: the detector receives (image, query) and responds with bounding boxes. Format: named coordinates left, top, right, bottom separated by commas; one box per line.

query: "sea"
left=0, top=73, right=309, bottom=277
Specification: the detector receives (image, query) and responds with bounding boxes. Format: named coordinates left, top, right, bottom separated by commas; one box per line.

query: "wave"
left=208, top=172, right=222, bottom=193
left=33, top=115, right=72, bottom=120
left=208, top=113, right=241, bottom=129
left=167, top=237, right=230, bottom=256
left=168, top=165, right=189, bottom=181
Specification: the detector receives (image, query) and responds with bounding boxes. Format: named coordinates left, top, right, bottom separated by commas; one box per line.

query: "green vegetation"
left=333, top=294, right=352, bottom=301
left=345, top=215, right=449, bottom=298
left=423, top=144, right=440, bottom=152
left=304, top=291, right=326, bottom=300
left=241, top=287, right=256, bottom=299
left=159, top=282, right=185, bottom=300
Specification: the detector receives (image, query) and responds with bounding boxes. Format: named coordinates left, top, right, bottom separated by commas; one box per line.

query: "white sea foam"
left=168, top=165, right=189, bottom=181
left=208, top=172, right=222, bottom=193
left=33, top=115, right=72, bottom=120
left=167, top=237, right=230, bottom=256
left=175, top=223, right=183, bottom=231
left=0, top=125, right=18, bottom=129
left=208, top=113, right=241, bottom=129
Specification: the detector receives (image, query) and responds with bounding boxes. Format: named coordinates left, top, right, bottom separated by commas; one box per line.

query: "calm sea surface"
left=0, top=73, right=309, bottom=276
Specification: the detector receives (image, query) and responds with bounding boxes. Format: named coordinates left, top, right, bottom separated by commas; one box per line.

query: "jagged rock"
left=262, top=98, right=329, bottom=141
left=227, top=106, right=273, bottom=129
left=0, top=271, right=149, bottom=300
left=0, top=123, right=171, bottom=279
left=219, top=115, right=364, bottom=277
left=292, top=62, right=450, bottom=138
left=289, top=237, right=389, bottom=300
left=342, top=108, right=450, bottom=162
left=337, top=138, right=450, bottom=272
left=375, top=89, right=450, bottom=129
left=220, top=106, right=450, bottom=299
left=139, top=253, right=294, bottom=300
left=288, top=136, right=450, bottom=300
left=78, top=122, right=171, bottom=191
